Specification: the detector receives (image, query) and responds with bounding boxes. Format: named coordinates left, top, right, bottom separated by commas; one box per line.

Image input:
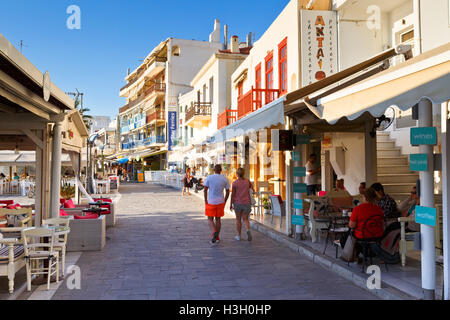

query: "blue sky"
left=0, top=0, right=289, bottom=119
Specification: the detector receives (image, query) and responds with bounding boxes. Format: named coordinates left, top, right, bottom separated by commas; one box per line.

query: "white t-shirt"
left=204, top=174, right=230, bottom=205
left=305, top=161, right=318, bottom=186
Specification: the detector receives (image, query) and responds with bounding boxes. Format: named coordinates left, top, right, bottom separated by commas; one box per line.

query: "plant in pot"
left=60, top=183, right=75, bottom=200
left=262, top=197, right=271, bottom=214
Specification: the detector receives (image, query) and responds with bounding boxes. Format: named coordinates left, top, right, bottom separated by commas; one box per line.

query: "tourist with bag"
left=230, top=168, right=254, bottom=241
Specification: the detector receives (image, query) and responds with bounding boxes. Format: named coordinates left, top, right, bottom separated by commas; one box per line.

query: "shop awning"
left=315, top=43, right=450, bottom=124
left=213, top=96, right=286, bottom=142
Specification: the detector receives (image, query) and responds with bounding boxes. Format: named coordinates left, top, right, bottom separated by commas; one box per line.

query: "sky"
left=0, top=0, right=289, bottom=120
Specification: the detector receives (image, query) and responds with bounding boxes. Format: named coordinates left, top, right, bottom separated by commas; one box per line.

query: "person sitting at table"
left=398, top=186, right=420, bottom=232
left=359, top=182, right=366, bottom=195
left=12, top=172, right=19, bottom=180
left=0, top=173, right=5, bottom=180
left=370, top=182, right=400, bottom=220
left=334, top=179, right=347, bottom=192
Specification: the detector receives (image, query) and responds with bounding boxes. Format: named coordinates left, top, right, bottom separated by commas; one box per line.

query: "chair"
left=42, top=218, right=70, bottom=277
left=0, top=208, right=33, bottom=238
left=323, top=216, right=349, bottom=257
left=354, top=215, right=385, bottom=272
left=0, top=238, right=26, bottom=293
left=304, top=197, right=330, bottom=243
left=255, top=181, right=271, bottom=215
left=269, top=195, right=286, bottom=228
left=22, top=227, right=59, bottom=291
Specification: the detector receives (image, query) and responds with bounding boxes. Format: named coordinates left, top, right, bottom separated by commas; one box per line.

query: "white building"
left=89, top=115, right=111, bottom=135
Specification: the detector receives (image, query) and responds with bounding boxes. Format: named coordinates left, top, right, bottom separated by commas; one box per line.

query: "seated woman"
left=349, top=187, right=385, bottom=240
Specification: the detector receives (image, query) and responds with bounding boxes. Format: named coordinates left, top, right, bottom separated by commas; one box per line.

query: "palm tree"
left=74, top=94, right=92, bottom=130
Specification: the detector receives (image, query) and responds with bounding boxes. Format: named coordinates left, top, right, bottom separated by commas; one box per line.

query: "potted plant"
left=262, top=196, right=271, bottom=214
left=60, top=183, right=75, bottom=200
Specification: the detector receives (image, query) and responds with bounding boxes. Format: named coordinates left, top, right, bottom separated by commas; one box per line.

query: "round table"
left=82, top=207, right=108, bottom=216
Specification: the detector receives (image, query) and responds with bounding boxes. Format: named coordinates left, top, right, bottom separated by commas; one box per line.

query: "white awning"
left=316, top=43, right=450, bottom=124
left=213, top=96, right=286, bottom=142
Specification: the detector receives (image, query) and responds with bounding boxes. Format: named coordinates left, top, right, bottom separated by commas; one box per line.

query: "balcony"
left=147, top=108, right=165, bottom=123
left=122, top=136, right=165, bottom=150
left=144, top=135, right=166, bottom=145
left=119, top=94, right=146, bottom=114
left=145, top=83, right=166, bottom=100
left=185, top=102, right=212, bottom=129
left=121, top=126, right=129, bottom=134
left=120, top=57, right=167, bottom=96
left=217, top=109, right=238, bottom=130
left=237, top=87, right=280, bottom=120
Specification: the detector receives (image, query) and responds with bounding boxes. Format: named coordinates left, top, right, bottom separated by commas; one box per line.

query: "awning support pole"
left=419, top=98, right=436, bottom=300
left=441, top=101, right=449, bottom=300
left=50, top=121, right=63, bottom=219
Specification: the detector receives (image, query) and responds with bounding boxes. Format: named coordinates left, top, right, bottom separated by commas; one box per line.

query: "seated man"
left=398, top=186, right=420, bottom=232
left=371, top=182, right=401, bottom=220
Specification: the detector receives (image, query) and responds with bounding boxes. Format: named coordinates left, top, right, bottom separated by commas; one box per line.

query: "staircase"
left=376, top=132, right=418, bottom=201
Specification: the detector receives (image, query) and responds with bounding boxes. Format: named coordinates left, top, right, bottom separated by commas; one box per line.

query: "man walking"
left=204, top=164, right=230, bottom=244
left=305, top=154, right=320, bottom=196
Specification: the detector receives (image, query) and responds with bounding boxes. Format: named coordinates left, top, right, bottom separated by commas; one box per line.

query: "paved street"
left=42, top=183, right=376, bottom=300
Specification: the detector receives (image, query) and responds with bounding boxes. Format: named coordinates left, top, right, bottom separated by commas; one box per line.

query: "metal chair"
left=354, top=215, right=385, bottom=272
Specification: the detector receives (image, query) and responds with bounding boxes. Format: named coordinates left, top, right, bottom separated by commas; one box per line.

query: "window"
left=278, top=37, right=288, bottom=95
left=172, top=46, right=180, bottom=56
left=209, top=77, right=214, bottom=104
left=255, top=63, right=262, bottom=107
left=265, top=51, right=274, bottom=90
left=237, top=81, right=243, bottom=97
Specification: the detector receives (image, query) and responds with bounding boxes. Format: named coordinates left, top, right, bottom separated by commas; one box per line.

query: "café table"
left=82, top=207, right=108, bottom=216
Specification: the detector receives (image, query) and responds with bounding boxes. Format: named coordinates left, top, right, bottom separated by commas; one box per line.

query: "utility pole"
left=18, top=40, right=27, bottom=53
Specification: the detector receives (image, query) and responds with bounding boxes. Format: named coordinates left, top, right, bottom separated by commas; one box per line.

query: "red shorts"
left=205, top=203, right=225, bottom=218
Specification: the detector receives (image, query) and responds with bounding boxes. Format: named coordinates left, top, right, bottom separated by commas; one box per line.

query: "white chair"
left=22, top=227, right=59, bottom=291
left=42, top=218, right=70, bottom=277
left=256, top=181, right=271, bottom=215
left=304, top=197, right=330, bottom=243
left=0, top=237, right=26, bottom=293
left=269, top=195, right=286, bottom=228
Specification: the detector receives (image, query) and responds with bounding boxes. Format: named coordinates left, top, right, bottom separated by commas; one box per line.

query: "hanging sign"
left=292, top=215, right=305, bottom=226
left=410, top=127, right=437, bottom=146
left=301, top=10, right=338, bottom=86
left=410, top=154, right=428, bottom=171
left=293, top=183, right=307, bottom=193
left=293, top=199, right=303, bottom=210
left=296, top=135, right=310, bottom=145
left=293, top=167, right=306, bottom=177
left=291, top=152, right=301, bottom=162
left=168, top=111, right=177, bottom=151
left=415, top=205, right=436, bottom=227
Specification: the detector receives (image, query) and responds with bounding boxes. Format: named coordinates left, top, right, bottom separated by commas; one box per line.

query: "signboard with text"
left=293, top=167, right=306, bottom=177
left=415, top=205, right=437, bottom=227
left=293, top=183, right=307, bottom=193
left=292, top=215, right=304, bottom=226
left=168, top=111, right=177, bottom=151
left=301, top=10, right=338, bottom=87
left=410, top=154, right=428, bottom=171
left=293, top=199, right=303, bottom=210
left=410, top=127, right=437, bottom=146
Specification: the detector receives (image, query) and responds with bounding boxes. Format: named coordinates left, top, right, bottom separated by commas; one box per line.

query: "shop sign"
left=292, top=215, right=304, bottom=226
left=410, top=154, right=428, bottom=171
left=291, top=152, right=301, bottom=162
left=322, top=135, right=332, bottom=149
left=293, top=199, right=303, bottom=210
left=168, top=111, right=177, bottom=151
left=415, top=205, right=436, bottom=227
left=301, top=10, right=338, bottom=86
left=293, top=183, right=307, bottom=193
left=293, top=167, right=306, bottom=177
left=296, top=135, right=310, bottom=145
left=410, top=127, right=437, bottom=146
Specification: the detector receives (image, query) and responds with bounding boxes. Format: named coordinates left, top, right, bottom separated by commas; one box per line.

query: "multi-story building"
left=117, top=19, right=225, bottom=171
left=89, top=115, right=111, bottom=135
left=170, top=35, right=251, bottom=173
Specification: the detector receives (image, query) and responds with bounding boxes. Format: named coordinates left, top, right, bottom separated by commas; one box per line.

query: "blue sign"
left=410, top=154, right=428, bottom=171
left=168, top=111, right=177, bottom=151
left=293, top=183, right=307, bottom=193
left=296, top=135, right=310, bottom=145
left=293, top=199, right=303, bottom=210
left=293, top=167, right=306, bottom=177
left=292, top=215, right=304, bottom=226
left=410, top=127, right=437, bottom=146
left=415, top=205, right=436, bottom=227
left=291, top=152, right=301, bottom=162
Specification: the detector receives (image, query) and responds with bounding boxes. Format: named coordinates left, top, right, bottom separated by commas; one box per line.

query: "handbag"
left=340, top=231, right=357, bottom=262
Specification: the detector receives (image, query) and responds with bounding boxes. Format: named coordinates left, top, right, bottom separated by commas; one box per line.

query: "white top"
left=204, top=174, right=230, bottom=205
left=305, top=161, right=318, bottom=186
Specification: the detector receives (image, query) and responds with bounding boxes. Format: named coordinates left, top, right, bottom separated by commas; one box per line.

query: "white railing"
left=145, top=171, right=184, bottom=190
left=0, top=180, right=35, bottom=196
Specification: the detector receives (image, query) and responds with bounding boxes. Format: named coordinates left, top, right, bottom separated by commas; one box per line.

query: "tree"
left=74, top=94, right=92, bottom=130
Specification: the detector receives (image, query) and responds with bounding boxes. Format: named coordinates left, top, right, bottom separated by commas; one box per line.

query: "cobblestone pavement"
left=47, top=183, right=377, bottom=300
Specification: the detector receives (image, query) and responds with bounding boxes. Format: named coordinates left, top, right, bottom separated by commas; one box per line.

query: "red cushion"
left=318, top=191, right=327, bottom=197
left=63, top=199, right=76, bottom=209
left=59, top=209, right=68, bottom=217
left=0, top=200, right=14, bottom=205
left=6, top=204, right=21, bottom=209
left=74, top=214, right=98, bottom=220
left=60, top=199, right=66, bottom=205
left=93, top=198, right=112, bottom=203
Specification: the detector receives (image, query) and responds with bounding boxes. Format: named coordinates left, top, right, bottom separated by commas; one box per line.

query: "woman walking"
left=182, top=167, right=192, bottom=196
left=230, top=168, right=254, bottom=241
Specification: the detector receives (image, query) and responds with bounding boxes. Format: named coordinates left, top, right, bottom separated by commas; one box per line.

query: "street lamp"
left=86, top=133, right=99, bottom=194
